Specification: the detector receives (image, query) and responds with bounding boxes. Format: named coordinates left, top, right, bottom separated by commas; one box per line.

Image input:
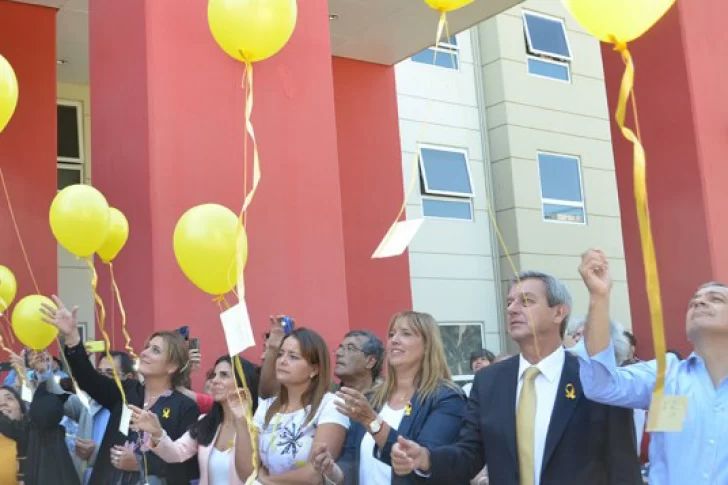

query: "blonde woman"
left=313, top=311, right=466, bottom=485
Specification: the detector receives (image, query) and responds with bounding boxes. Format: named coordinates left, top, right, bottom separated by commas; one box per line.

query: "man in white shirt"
left=391, top=271, right=642, bottom=485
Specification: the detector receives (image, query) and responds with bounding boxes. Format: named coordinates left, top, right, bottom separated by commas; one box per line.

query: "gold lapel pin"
left=162, top=407, right=171, bottom=419
left=565, top=384, right=576, bottom=400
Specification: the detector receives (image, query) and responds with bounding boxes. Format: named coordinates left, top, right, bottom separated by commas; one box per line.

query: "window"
left=58, top=162, right=83, bottom=191
left=57, top=100, right=84, bottom=163
left=418, top=145, right=474, bottom=221
left=411, top=35, right=459, bottom=70
left=522, top=11, right=571, bottom=82
left=537, top=152, right=586, bottom=224
left=439, top=322, right=486, bottom=381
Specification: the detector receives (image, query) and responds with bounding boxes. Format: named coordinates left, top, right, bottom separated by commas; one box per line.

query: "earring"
left=310, top=374, right=316, bottom=380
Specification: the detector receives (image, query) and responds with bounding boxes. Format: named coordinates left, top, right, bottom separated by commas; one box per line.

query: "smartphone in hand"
left=278, top=316, right=294, bottom=336
left=189, top=338, right=200, bottom=351
left=85, top=340, right=106, bottom=353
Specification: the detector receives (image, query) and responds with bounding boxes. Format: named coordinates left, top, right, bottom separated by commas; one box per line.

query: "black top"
left=64, top=343, right=200, bottom=485
left=423, top=353, right=642, bottom=485
left=0, top=382, right=80, bottom=485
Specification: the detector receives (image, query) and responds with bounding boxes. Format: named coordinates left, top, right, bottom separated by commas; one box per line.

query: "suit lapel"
left=502, top=356, right=520, bottom=464
left=395, top=390, right=420, bottom=438
left=541, top=353, right=581, bottom=472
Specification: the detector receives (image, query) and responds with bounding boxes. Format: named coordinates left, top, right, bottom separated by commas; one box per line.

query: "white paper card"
left=119, top=405, right=132, bottom=436
left=21, top=385, right=33, bottom=403
left=221, top=302, right=256, bottom=357
left=372, top=219, right=424, bottom=259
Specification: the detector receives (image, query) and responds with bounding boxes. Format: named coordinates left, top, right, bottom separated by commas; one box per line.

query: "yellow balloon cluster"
left=12, top=295, right=58, bottom=350
left=173, top=204, right=247, bottom=296
left=50, top=185, right=111, bottom=258
left=208, top=0, right=298, bottom=63
left=0, top=266, right=17, bottom=312
left=563, top=0, right=676, bottom=43
left=0, top=53, right=19, bottom=134
left=424, top=0, right=474, bottom=13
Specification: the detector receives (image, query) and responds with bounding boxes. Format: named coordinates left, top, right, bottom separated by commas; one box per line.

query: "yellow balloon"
left=173, top=204, right=247, bottom=295
left=0, top=53, right=19, bottom=134
left=208, top=0, right=297, bottom=63
left=97, top=208, right=130, bottom=263
left=0, top=265, right=17, bottom=312
left=50, top=185, right=111, bottom=258
left=12, top=295, right=58, bottom=350
left=424, top=0, right=474, bottom=13
left=563, top=0, right=676, bottom=44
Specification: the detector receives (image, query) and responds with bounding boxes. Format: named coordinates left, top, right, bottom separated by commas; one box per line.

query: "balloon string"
left=109, top=266, right=115, bottom=349
left=0, top=166, right=40, bottom=294
left=1, top=314, right=15, bottom=344
left=86, top=257, right=127, bottom=405
left=109, top=263, right=138, bottom=360
left=613, top=43, right=666, bottom=397
left=215, top=296, right=259, bottom=484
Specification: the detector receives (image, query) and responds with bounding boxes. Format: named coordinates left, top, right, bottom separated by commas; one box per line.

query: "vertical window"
left=537, top=152, right=586, bottom=224
left=411, top=35, right=459, bottom=70
left=57, top=100, right=84, bottom=190
left=418, top=145, right=474, bottom=221
left=522, top=11, right=572, bottom=82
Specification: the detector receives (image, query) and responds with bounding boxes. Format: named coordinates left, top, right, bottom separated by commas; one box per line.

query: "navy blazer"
left=423, top=353, right=642, bottom=485
left=337, top=384, right=466, bottom=485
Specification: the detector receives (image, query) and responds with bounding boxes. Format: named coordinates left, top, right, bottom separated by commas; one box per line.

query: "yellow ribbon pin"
left=162, top=407, right=171, bottom=419
left=565, top=384, right=576, bottom=400
left=404, top=402, right=412, bottom=416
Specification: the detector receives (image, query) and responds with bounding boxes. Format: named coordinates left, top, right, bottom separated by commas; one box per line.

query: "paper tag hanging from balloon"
left=119, top=406, right=132, bottom=435
left=221, top=301, right=256, bottom=356
left=647, top=393, right=688, bottom=432
left=21, top=384, right=32, bottom=403
left=372, top=219, right=424, bottom=259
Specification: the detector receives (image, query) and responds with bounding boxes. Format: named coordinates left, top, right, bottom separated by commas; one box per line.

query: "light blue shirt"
left=572, top=340, right=728, bottom=485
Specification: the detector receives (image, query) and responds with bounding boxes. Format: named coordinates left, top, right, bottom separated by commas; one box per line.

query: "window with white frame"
left=418, top=145, right=474, bottom=221
left=439, top=322, right=486, bottom=381
left=522, top=11, right=572, bottom=82
left=411, top=35, right=459, bottom=70
left=57, top=100, right=84, bottom=190
left=537, top=152, right=586, bottom=224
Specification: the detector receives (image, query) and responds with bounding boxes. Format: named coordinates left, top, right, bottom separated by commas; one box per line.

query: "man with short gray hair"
left=333, top=330, right=384, bottom=394
left=391, top=270, right=642, bottom=484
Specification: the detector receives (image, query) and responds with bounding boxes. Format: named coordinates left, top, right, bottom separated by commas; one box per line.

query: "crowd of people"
left=0, top=248, right=725, bottom=484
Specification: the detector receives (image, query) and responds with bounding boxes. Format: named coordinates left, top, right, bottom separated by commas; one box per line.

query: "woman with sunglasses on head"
left=234, top=328, right=349, bottom=484
left=130, top=355, right=259, bottom=485
left=42, top=296, right=200, bottom=485
left=312, top=311, right=466, bottom=485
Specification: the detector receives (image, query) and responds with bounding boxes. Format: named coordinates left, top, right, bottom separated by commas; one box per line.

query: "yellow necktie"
left=517, top=366, right=541, bottom=485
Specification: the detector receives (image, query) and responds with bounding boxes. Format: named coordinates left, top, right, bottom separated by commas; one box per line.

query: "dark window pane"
left=527, top=57, right=570, bottom=81
left=422, top=198, right=472, bottom=220
left=57, top=104, right=80, bottom=159
left=524, top=13, right=571, bottom=59
left=411, top=48, right=459, bottom=69
left=543, top=203, right=585, bottom=224
left=440, top=324, right=483, bottom=376
left=420, top=147, right=472, bottom=195
left=538, top=153, right=582, bottom=202
left=58, top=167, right=81, bottom=191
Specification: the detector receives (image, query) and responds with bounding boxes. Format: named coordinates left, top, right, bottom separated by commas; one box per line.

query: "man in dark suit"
left=391, top=271, right=642, bottom=485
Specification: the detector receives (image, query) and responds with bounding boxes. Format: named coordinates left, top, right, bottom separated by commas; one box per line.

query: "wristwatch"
left=369, top=418, right=384, bottom=436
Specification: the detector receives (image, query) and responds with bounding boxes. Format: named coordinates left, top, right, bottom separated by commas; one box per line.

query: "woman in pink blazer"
left=130, top=355, right=259, bottom=485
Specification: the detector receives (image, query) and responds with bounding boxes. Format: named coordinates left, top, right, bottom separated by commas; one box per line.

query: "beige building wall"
left=476, top=0, right=632, bottom=334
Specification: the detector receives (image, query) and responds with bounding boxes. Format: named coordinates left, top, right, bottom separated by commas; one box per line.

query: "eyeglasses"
left=337, top=344, right=364, bottom=354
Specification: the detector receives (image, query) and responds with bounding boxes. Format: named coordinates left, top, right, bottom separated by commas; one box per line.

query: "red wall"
left=332, top=57, right=412, bottom=344
left=0, top=1, right=57, bottom=351
left=602, top=1, right=727, bottom=358
left=90, top=0, right=352, bottom=388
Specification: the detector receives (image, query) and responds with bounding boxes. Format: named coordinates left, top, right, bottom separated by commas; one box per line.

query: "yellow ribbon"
left=86, top=257, right=127, bottom=405
left=108, top=262, right=138, bottom=361
left=612, top=42, right=666, bottom=395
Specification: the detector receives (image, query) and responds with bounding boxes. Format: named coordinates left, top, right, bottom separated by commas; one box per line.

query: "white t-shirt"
left=208, top=447, right=230, bottom=485
left=254, top=392, right=349, bottom=475
left=359, top=404, right=406, bottom=485
left=462, top=382, right=473, bottom=397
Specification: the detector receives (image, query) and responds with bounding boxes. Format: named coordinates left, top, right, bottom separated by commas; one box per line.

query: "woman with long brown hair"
left=233, top=328, right=349, bottom=484
left=312, top=311, right=465, bottom=485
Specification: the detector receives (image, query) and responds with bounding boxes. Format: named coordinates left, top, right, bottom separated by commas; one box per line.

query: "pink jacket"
left=152, top=426, right=244, bottom=485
